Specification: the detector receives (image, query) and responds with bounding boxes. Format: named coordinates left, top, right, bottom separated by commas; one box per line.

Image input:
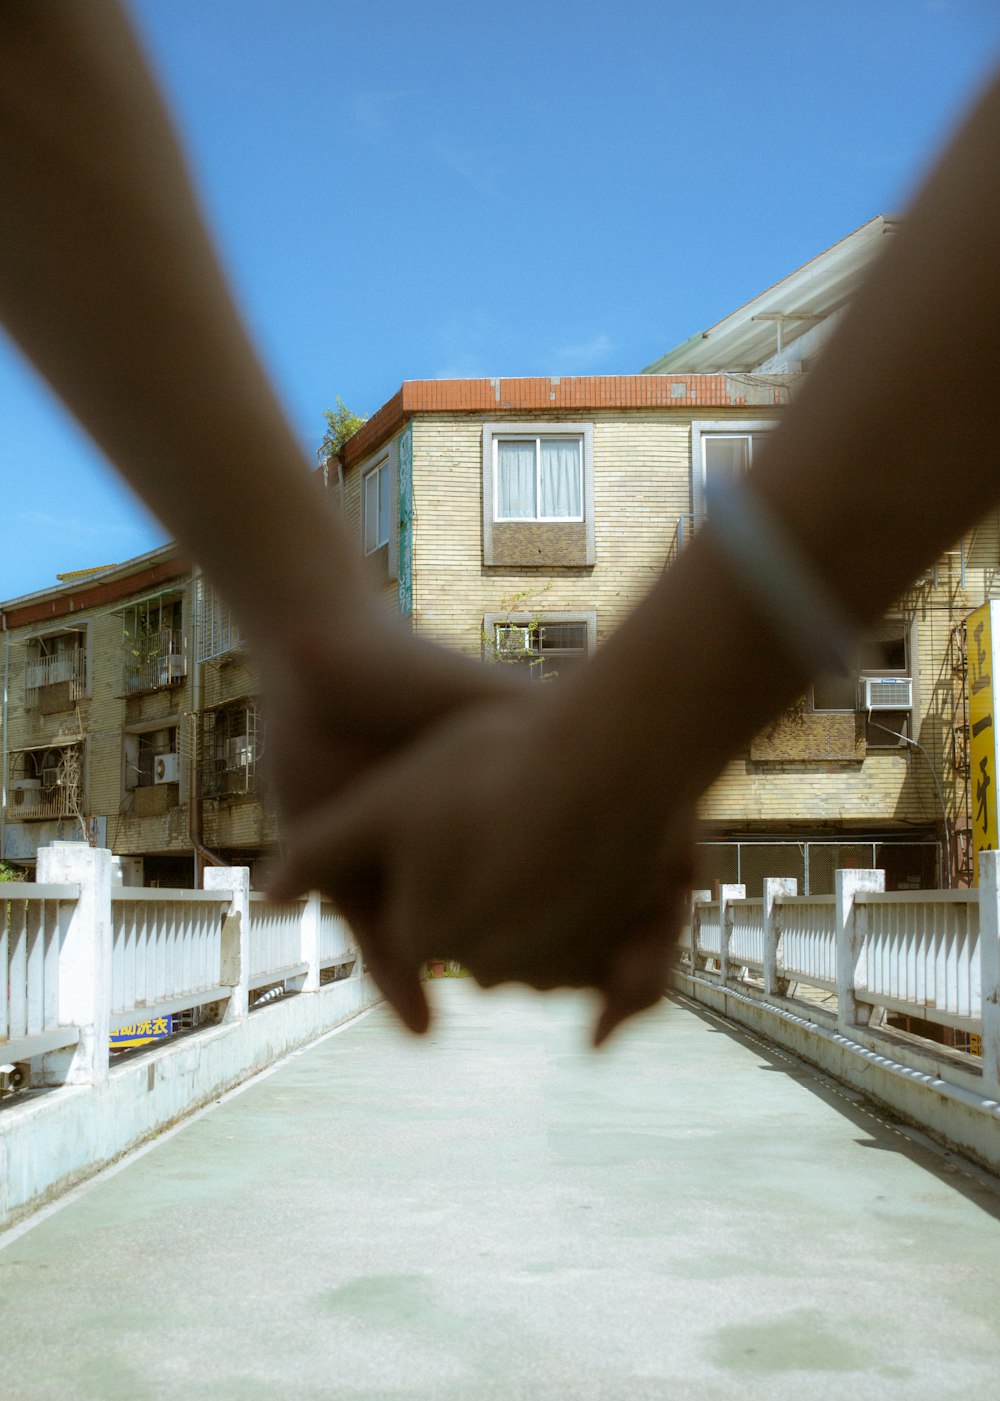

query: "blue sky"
left=3, top=0, right=1000, bottom=600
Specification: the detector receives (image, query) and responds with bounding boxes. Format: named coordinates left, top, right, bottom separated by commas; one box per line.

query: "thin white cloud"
left=429, top=139, right=499, bottom=199
left=551, top=332, right=615, bottom=370
left=350, top=88, right=419, bottom=134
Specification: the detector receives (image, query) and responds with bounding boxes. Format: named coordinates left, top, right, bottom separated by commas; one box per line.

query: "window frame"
left=690, top=420, right=778, bottom=518
left=482, top=420, right=595, bottom=568
left=363, top=457, right=392, bottom=555
left=808, top=618, right=915, bottom=751
left=492, top=434, right=585, bottom=524
left=482, top=610, right=596, bottom=681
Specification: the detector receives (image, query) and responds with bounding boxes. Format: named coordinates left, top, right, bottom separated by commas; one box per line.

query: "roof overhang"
left=642, top=215, right=900, bottom=374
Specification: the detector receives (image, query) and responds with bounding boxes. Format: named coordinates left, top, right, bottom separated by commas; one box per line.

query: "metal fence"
left=696, top=840, right=942, bottom=897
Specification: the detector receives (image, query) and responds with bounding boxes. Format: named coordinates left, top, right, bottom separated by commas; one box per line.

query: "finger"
left=267, top=781, right=389, bottom=903
left=591, top=922, right=677, bottom=1048
left=365, top=948, right=431, bottom=1035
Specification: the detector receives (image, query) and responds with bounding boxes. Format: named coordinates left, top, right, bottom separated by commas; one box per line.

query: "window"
left=119, top=594, right=186, bottom=696
left=494, top=437, right=584, bottom=522
left=200, top=701, right=259, bottom=797
left=7, top=743, right=83, bottom=820
left=811, top=620, right=911, bottom=747
left=691, top=422, right=777, bottom=517
left=484, top=613, right=595, bottom=681
left=196, top=578, right=242, bottom=662
left=125, top=726, right=178, bottom=791
left=481, top=421, right=595, bottom=567
left=24, top=627, right=88, bottom=710
left=364, top=460, right=392, bottom=554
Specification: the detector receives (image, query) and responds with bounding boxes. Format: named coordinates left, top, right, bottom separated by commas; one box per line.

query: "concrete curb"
left=672, top=970, right=1000, bottom=1173
left=0, top=973, right=379, bottom=1234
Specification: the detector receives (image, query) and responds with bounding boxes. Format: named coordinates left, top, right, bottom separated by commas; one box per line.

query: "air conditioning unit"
left=11, top=778, right=41, bottom=805
left=227, top=738, right=255, bottom=768
left=0, top=1062, right=28, bottom=1096
left=157, top=655, right=186, bottom=685
left=154, top=753, right=180, bottom=784
left=40, top=759, right=63, bottom=789
left=859, top=676, right=913, bottom=711
left=495, top=626, right=531, bottom=656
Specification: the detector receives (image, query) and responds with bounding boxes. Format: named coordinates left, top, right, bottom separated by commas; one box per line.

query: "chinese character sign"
left=967, top=601, right=1000, bottom=884
left=110, top=1015, right=173, bottom=1050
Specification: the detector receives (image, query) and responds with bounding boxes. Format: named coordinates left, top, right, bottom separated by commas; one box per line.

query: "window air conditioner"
left=154, top=753, right=180, bottom=784
left=859, top=676, right=913, bottom=711
left=157, top=656, right=185, bottom=685
left=12, top=779, right=42, bottom=805
left=227, top=738, right=255, bottom=768
left=495, top=626, right=531, bottom=656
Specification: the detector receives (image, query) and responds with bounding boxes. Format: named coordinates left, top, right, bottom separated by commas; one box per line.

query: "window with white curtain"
left=364, top=460, right=392, bottom=553
left=494, top=436, right=584, bottom=521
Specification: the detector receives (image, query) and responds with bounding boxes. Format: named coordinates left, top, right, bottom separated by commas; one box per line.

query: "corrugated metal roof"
left=641, top=215, right=900, bottom=374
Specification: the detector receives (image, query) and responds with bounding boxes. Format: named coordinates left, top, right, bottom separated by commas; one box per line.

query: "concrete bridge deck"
left=3, top=981, right=999, bottom=1400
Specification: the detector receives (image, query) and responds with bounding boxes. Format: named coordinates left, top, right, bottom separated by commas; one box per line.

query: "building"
left=2, top=217, right=990, bottom=893
left=1, top=547, right=275, bottom=885
left=334, top=218, right=988, bottom=894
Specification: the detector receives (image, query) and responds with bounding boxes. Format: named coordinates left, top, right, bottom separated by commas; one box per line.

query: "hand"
left=253, top=607, right=528, bottom=826
left=271, top=692, right=696, bottom=1044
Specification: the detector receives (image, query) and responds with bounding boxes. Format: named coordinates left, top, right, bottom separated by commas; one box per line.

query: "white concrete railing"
left=1, top=844, right=364, bottom=1089
left=774, top=895, right=838, bottom=992
left=320, top=900, right=357, bottom=972
left=856, top=890, right=980, bottom=1028
left=1, top=882, right=82, bottom=1064
left=248, top=894, right=307, bottom=991
left=110, top=888, right=232, bottom=1030
left=687, top=862, right=1000, bottom=1096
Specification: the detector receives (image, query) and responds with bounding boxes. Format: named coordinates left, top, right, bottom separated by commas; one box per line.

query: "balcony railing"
left=665, top=513, right=706, bottom=569
left=120, top=629, right=187, bottom=696
left=24, top=649, right=88, bottom=709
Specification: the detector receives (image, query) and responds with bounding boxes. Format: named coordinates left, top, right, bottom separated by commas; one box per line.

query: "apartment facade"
left=334, top=221, right=989, bottom=892
left=3, top=217, right=990, bottom=893
left=1, top=549, right=275, bottom=885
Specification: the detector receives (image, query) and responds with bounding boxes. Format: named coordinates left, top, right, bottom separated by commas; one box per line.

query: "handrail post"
left=688, top=889, right=711, bottom=970
left=763, top=877, right=797, bottom=997
left=718, top=884, right=745, bottom=984
left=978, top=850, right=1000, bottom=1097
left=835, top=867, right=884, bottom=1033
left=36, top=842, right=112, bottom=1086
left=300, top=892, right=322, bottom=993
left=205, top=866, right=249, bottom=1021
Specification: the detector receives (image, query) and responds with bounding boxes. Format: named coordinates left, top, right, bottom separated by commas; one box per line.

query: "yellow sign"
left=967, top=602, right=1000, bottom=883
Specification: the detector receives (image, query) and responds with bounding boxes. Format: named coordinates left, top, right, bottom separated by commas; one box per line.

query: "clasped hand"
left=263, top=625, right=695, bottom=1045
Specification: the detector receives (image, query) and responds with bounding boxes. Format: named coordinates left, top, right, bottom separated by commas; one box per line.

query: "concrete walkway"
left=2, top=981, right=1000, bottom=1400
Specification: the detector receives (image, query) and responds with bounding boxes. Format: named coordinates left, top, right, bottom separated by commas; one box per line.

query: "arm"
left=0, top=0, right=520, bottom=836
left=0, top=0, right=355, bottom=642
left=275, top=70, right=1000, bottom=1039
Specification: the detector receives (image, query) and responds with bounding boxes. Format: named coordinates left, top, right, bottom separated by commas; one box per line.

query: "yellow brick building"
left=2, top=218, right=991, bottom=894
left=1, top=548, right=276, bottom=886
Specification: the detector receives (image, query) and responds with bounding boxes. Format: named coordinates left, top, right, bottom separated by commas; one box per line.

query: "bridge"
left=3, top=844, right=1000, bottom=1397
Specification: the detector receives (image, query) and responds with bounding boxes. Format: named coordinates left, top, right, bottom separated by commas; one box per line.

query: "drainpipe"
left=1, top=611, right=8, bottom=863
left=188, top=569, right=223, bottom=884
